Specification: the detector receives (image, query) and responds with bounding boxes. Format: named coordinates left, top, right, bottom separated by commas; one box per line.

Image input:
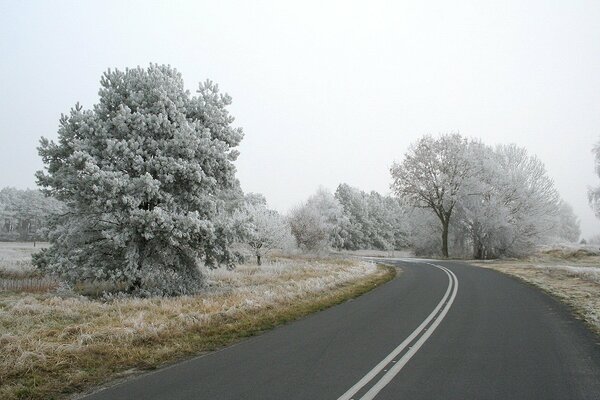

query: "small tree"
left=391, top=134, right=474, bottom=257
left=553, top=201, right=581, bottom=243
left=289, top=188, right=346, bottom=252
left=238, top=196, right=293, bottom=265
left=589, top=140, right=600, bottom=218
left=35, top=65, right=243, bottom=296
left=0, top=187, right=63, bottom=243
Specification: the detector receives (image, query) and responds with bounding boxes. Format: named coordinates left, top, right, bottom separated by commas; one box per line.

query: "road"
left=83, top=260, right=600, bottom=400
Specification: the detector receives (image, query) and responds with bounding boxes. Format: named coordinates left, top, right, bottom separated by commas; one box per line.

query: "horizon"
left=1, top=1, right=600, bottom=237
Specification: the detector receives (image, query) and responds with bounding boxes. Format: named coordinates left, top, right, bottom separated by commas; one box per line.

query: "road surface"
left=83, top=260, right=600, bottom=400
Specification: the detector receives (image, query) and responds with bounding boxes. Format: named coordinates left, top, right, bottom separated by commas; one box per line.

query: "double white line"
left=337, top=262, right=459, bottom=400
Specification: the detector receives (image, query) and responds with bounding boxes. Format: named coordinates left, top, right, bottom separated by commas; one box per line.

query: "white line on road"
left=337, top=262, right=458, bottom=400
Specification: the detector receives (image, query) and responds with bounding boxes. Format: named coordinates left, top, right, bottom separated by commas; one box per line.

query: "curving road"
left=83, top=260, right=600, bottom=400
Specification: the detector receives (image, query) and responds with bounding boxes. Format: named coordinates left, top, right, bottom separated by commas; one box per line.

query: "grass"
left=0, top=246, right=395, bottom=400
left=472, top=245, right=600, bottom=337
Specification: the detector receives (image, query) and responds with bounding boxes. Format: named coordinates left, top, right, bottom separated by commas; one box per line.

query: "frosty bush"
left=236, top=194, right=294, bottom=265
left=34, top=65, right=243, bottom=296
left=288, top=188, right=346, bottom=252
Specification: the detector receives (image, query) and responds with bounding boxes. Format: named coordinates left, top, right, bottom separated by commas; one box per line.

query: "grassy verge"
left=0, top=259, right=395, bottom=400
left=472, top=249, right=600, bottom=337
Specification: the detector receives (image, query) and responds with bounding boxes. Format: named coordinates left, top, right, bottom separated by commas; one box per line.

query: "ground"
left=0, top=242, right=393, bottom=400
left=472, top=245, right=600, bottom=336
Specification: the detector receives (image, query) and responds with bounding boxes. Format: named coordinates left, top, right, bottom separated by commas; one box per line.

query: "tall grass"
left=0, top=256, right=394, bottom=400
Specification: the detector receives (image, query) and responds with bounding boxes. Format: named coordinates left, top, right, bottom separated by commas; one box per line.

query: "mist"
left=1, top=0, right=600, bottom=237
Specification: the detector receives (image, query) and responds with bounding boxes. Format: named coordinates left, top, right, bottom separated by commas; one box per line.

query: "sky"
left=1, top=0, right=600, bottom=238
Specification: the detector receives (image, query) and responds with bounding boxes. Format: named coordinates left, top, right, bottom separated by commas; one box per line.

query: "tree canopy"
left=35, top=64, right=243, bottom=296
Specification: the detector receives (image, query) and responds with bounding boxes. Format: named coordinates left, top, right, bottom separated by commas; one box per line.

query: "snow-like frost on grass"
left=533, top=264, right=600, bottom=284
left=0, top=257, right=382, bottom=398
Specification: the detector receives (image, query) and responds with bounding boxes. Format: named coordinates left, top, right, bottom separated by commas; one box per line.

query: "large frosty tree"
left=35, top=64, right=243, bottom=296
left=390, top=134, right=474, bottom=257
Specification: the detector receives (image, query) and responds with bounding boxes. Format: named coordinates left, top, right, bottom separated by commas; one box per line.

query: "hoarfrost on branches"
left=34, top=64, right=243, bottom=296
left=391, top=134, right=562, bottom=258
left=237, top=194, right=294, bottom=265
left=334, top=183, right=406, bottom=251
left=589, top=140, right=600, bottom=219
left=390, top=134, right=474, bottom=257
left=288, top=188, right=346, bottom=252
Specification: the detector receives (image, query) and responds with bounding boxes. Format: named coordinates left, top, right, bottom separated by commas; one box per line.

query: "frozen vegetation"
left=0, top=251, right=390, bottom=400
left=474, top=244, right=600, bottom=335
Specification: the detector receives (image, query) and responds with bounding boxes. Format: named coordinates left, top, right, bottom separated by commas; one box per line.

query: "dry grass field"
left=0, top=243, right=394, bottom=400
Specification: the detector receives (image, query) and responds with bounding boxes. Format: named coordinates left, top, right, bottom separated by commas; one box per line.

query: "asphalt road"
left=83, top=260, right=600, bottom=400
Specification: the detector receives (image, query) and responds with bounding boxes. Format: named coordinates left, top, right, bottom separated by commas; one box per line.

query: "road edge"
left=72, top=264, right=397, bottom=400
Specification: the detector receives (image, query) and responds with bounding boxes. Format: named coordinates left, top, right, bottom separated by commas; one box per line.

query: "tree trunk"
left=442, top=222, right=449, bottom=258
left=473, top=240, right=483, bottom=259
left=256, top=254, right=261, bottom=266
left=129, top=238, right=146, bottom=293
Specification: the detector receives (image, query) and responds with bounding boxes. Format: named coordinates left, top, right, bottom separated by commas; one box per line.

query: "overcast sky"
left=1, top=0, right=600, bottom=237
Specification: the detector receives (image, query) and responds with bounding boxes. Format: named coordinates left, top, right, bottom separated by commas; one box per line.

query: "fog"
left=1, top=0, right=600, bottom=237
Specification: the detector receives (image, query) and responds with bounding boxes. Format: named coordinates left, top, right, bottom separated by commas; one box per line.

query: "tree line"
left=7, top=64, right=586, bottom=296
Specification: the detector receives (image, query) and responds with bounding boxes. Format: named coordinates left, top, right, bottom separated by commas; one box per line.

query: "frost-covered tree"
left=390, top=134, right=475, bottom=257
left=394, top=136, right=560, bottom=259
left=237, top=194, right=293, bottom=265
left=34, top=65, right=243, bottom=296
left=552, top=201, right=581, bottom=243
left=589, top=140, right=600, bottom=218
left=288, top=188, right=346, bottom=252
left=490, top=144, right=560, bottom=255
left=404, top=207, right=443, bottom=256
left=334, top=183, right=406, bottom=250
left=452, top=144, right=560, bottom=258
left=0, top=187, right=64, bottom=242
left=334, top=184, right=369, bottom=250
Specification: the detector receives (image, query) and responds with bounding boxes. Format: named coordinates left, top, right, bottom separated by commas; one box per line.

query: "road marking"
left=337, top=262, right=458, bottom=400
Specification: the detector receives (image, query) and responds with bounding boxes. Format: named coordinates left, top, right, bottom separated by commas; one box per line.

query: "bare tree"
left=238, top=195, right=293, bottom=265
left=390, top=134, right=474, bottom=257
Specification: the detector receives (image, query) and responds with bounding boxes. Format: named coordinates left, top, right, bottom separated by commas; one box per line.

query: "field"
left=0, top=242, right=394, bottom=400
left=473, top=245, right=600, bottom=336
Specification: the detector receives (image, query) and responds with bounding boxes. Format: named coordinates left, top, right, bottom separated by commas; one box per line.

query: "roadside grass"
left=473, top=247, right=600, bottom=337
left=0, top=251, right=395, bottom=400
left=330, top=249, right=414, bottom=259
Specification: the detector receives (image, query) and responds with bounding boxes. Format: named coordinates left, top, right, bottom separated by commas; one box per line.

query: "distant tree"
left=404, top=207, right=443, bottom=256
left=35, top=65, right=243, bottom=296
left=553, top=201, right=581, bottom=243
left=491, top=144, right=560, bottom=254
left=238, top=194, right=293, bottom=265
left=0, top=187, right=63, bottom=243
left=391, top=134, right=474, bottom=257
left=334, top=183, right=406, bottom=250
left=393, top=137, right=560, bottom=259
left=589, top=140, right=600, bottom=218
left=334, top=184, right=369, bottom=250
left=454, top=144, right=560, bottom=258
left=288, top=188, right=346, bottom=252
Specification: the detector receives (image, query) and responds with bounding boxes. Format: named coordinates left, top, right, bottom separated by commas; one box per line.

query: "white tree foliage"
left=552, top=200, right=581, bottom=243
left=334, top=183, right=406, bottom=250
left=392, top=135, right=561, bottom=258
left=288, top=188, right=346, bottom=252
left=390, top=134, right=474, bottom=257
left=0, top=187, right=64, bottom=242
left=237, top=194, right=294, bottom=265
left=454, top=144, right=560, bottom=257
left=34, top=65, right=243, bottom=296
left=589, top=140, right=600, bottom=218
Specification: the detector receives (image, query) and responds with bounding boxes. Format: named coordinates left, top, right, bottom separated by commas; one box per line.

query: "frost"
left=34, top=65, right=244, bottom=296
